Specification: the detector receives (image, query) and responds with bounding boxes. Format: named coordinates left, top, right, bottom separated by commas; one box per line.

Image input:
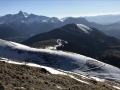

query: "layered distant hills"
left=22, top=23, right=120, bottom=46
left=1, top=11, right=120, bottom=39
left=84, top=14, right=120, bottom=24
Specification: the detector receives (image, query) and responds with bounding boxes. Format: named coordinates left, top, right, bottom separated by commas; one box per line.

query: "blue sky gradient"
left=0, top=0, right=120, bottom=18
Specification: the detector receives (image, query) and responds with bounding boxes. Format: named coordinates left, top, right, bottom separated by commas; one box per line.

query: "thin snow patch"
left=51, top=20, right=55, bottom=23
left=56, top=85, right=62, bottom=89
left=46, top=46, right=57, bottom=50
left=20, top=87, right=25, bottom=89
left=46, top=39, right=68, bottom=50
left=113, top=86, right=120, bottom=90
left=60, top=20, right=63, bottom=22
left=23, top=12, right=29, bottom=18
left=0, top=59, right=24, bottom=65
left=55, top=39, right=67, bottom=47
left=76, top=24, right=92, bottom=34
left=68, top=75, right=89, bottom=84
left=42, top=20, right=47, bottom=22
left=27, top=63, right=66, bottom=75
left=90, top=76, right=105, bottom=82
left=14, top=87, right=26, bottom=90
left=0, top=58, right=66, bottom=75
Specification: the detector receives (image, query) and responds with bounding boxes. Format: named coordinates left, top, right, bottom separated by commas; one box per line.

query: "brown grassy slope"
left=30, top=39, right=58, bottom=48
left=0, top=60, right=120, bottom=90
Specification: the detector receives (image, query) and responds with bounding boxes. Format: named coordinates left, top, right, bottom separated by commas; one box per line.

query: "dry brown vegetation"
left=0, top=60, right=120, bottom=90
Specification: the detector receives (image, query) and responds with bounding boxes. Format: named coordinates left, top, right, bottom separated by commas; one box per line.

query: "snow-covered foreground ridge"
left=0, top=39, right=120, bottom=82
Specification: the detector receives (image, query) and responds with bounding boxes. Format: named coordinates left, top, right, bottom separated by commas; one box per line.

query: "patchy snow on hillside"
left=55, top=39, right=67, bottom=47
left=22, top=12, right=29, bottom=18
left=90, top=76, right=105, bottom=82
left=46, top=39, right=68, bottom=50
left=0, top=58, right=66, bottom=75
left=68, top=75, right=89, bottom=84
left=113, top=86, right=120, bottom=90
left=76, top=24, right=92, bottom=34
left=0, top=39, right=120, bottom=82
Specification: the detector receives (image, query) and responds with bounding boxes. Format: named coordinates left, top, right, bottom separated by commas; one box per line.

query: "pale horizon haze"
left=0, top=0, right=120, bottom=18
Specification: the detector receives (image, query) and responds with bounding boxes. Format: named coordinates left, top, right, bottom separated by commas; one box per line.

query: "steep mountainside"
left=23, top=23, right=120, bottom=45
left=61, top=17, right=120, bottom=38
left=22, top=24, right=120, bottom=57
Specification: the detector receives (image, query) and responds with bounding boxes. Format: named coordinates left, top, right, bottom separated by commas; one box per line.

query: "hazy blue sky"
left=0, top=0, right=120, bottom=18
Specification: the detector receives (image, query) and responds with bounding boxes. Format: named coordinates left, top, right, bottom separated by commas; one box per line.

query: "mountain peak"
left=18, top=10, right=23, bottom=15
left=18, top=11, right=29, bottom=18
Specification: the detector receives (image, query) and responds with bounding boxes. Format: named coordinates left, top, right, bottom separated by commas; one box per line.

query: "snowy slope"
left=0, top=39, right=120, bottom=82
left=76, top=24, right=92, bottom=34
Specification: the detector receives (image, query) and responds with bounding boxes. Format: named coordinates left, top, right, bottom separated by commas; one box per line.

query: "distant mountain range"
left=0, top=11, right=120, bottom=40
left=61, top=14, right=120, bottom=25
left=0, top=11, right=63, bottom=36
left=0, top=11, right=61, bottom=25
left=84, top=14, right=120, bottom=24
